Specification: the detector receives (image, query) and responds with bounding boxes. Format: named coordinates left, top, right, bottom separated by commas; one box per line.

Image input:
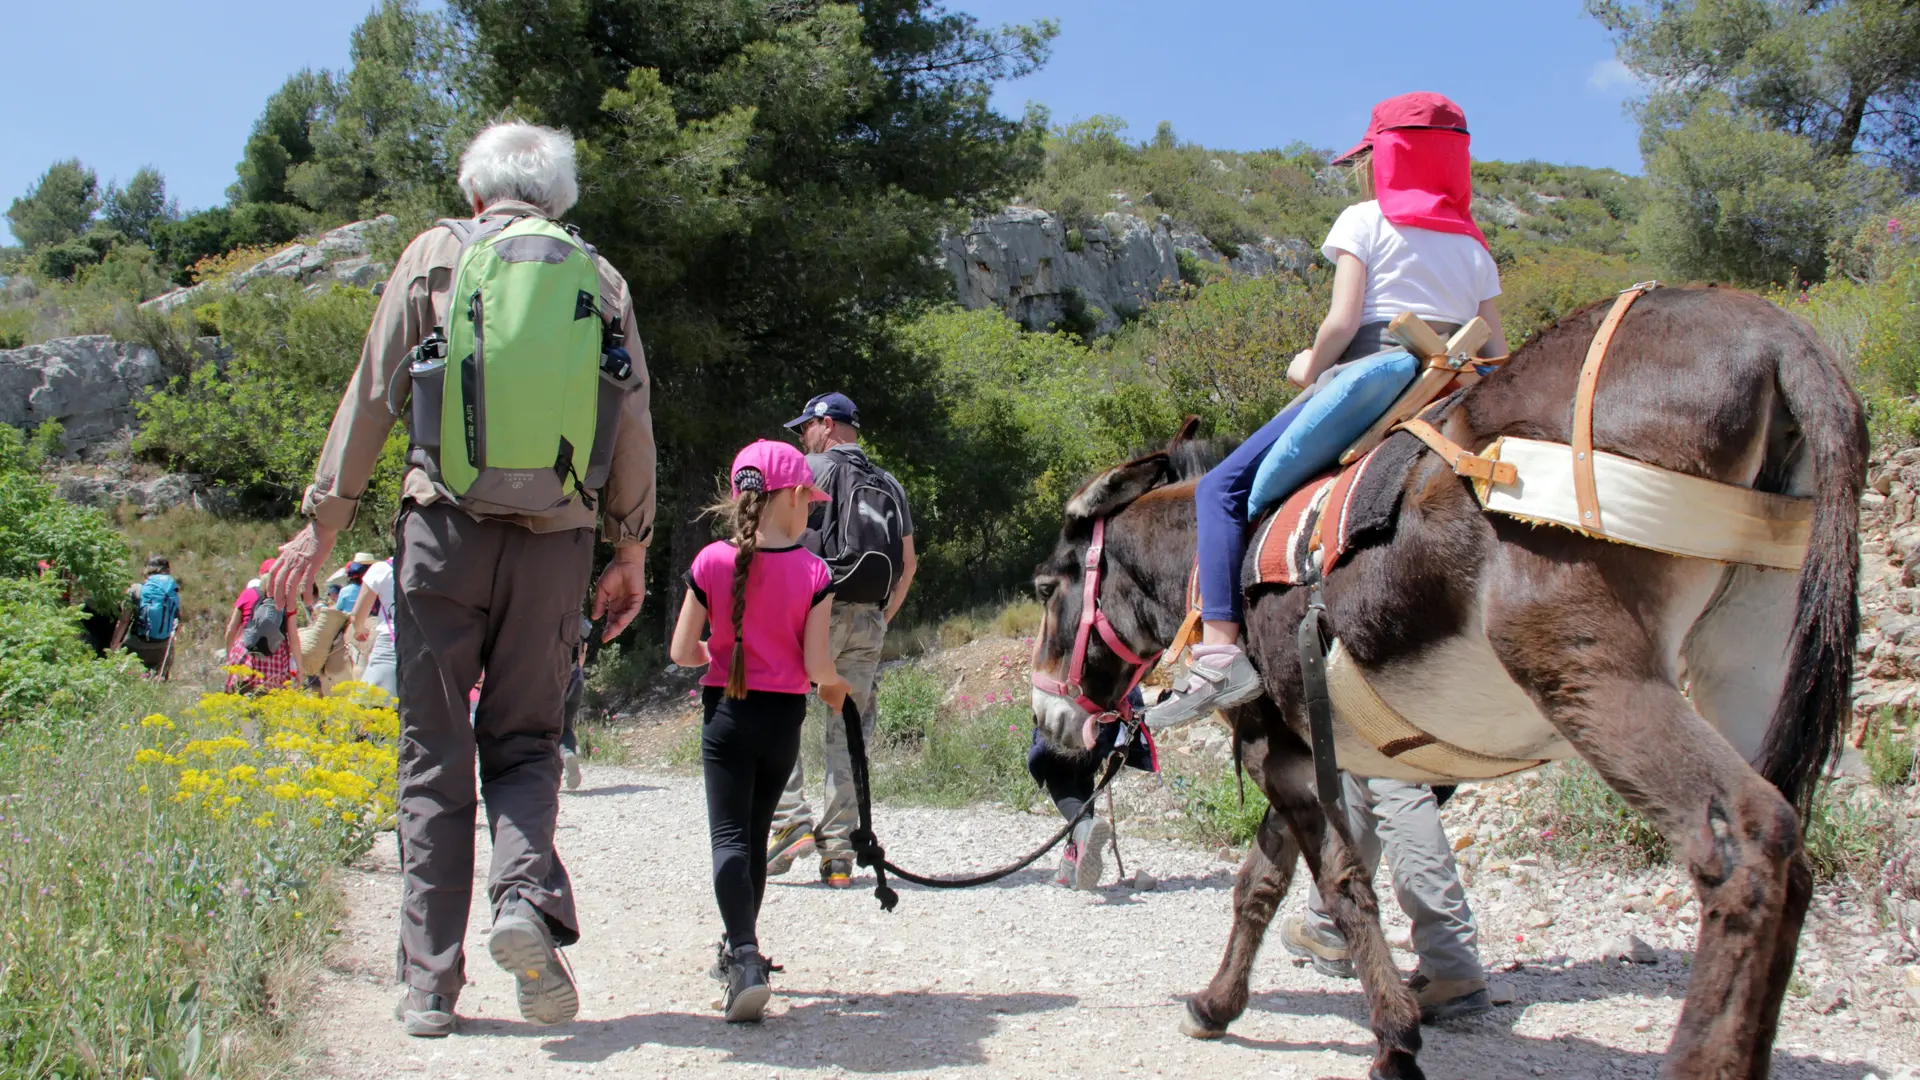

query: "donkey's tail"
left=1759, top=323, right=1868, bottom=813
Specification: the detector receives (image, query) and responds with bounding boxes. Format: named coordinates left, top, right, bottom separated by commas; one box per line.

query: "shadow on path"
left=499, top=989, right=1078, bottom=1071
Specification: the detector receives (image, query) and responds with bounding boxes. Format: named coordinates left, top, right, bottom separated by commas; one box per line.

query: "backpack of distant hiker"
left=389, top=214, right=641, bottom=516
left=240, top=596, right=285, bottom=657
left=811, top=447, right=907, bottom=606
left=135, top=574, right=179, bottom=640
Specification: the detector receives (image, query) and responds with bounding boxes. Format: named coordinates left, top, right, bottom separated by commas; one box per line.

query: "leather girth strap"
left=1164, top=563, right=1204, bottom=670
left=1572, top=283, right=1658, bottom=533
left=1396, top=418, right=1518, bottom=486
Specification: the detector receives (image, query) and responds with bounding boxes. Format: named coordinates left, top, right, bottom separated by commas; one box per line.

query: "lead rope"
left=841, top=698, right=1126, bottom=911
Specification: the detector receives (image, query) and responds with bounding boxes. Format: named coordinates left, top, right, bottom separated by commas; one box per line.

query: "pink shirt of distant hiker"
left=685, top=541, right=832, bottom=695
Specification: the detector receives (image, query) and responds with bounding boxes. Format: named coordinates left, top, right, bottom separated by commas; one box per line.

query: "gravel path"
left=307, top=764, right=1915, bottom=1079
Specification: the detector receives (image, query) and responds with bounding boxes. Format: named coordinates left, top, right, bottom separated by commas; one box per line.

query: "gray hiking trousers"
left=391, top=501, right=593, bottom=996
left=770, top=602, right=886, bottom=862
left=1305, top=774, right=1484, bottom=982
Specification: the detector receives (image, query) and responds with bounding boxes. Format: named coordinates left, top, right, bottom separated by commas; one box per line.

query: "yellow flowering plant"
left=131, top=682, right=399, bottom=861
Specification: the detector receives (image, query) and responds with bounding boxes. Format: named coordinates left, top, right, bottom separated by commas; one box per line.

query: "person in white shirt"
left=350, top=557, right=397, bottom=698
left=1148, top=90, right=1503, bottom=1026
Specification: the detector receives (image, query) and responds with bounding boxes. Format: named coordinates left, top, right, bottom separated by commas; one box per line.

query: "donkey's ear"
left=1065, top=454, right=1169, bottom=523
left=1167, top=415, right=1201, bottom=450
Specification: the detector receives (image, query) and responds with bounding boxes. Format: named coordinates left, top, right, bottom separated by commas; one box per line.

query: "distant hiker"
left=669, top=439, right=849, bottom=1024
left=1281, top=776, right=1491, bottom=1022
left=766, top=391, right=916, bottom=888
left=111, top=554, right=180, bottom=679
left=224, top=558, right=296, bottom=694
left=331, top=553, right=373, bottom=666
left=349, top=556, right=397, bottom=699
left=262, top=121, right=658, bottom=1038
left=560, top=615, right=592, bottom=790
left=1028, top=686, right=1153, bottom=889
left=1148, top=91, right=1507, bottom=731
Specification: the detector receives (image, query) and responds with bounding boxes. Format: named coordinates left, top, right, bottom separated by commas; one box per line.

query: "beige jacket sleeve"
left=597, top=259, right=657, bottom=549
left=301, top=231, right=447, bottom=532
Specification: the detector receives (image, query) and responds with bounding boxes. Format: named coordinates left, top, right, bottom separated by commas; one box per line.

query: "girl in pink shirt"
left=670, top=439, right=848, bottom=1023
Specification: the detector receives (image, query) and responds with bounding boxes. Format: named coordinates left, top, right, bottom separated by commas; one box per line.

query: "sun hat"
left=1330, top=91, right=1470, bottom=166
left=731, top=439, right=830, bottom=501
left=350, top=551, right=377, bottom=566
left=781, top=391, right=860, bottom=430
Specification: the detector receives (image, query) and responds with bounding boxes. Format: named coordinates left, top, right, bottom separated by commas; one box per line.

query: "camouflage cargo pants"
left=770, top=602, right=885, bottom=862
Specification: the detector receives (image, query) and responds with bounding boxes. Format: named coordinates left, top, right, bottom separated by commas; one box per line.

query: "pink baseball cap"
left=731, top=439, right=829, bottom=501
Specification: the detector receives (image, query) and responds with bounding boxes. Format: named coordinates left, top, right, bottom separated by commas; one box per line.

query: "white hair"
left=457, top=122, right=580, bottom=218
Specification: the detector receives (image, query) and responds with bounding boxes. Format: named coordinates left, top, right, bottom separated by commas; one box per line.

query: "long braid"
left=724, top=489, right=767, bottom=699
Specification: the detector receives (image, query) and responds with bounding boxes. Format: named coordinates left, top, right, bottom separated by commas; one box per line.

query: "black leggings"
left=701, top=686, right=806, bottom=951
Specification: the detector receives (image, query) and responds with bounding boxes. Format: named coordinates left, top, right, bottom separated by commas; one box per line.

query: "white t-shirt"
left=361, top=559, right=395, bottom=645
left=1321, top=201, right=1500, bottom=326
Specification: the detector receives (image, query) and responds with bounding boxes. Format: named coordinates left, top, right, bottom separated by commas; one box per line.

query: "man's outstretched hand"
left=266, top=522, right=338, bottom=610
left=592, top=545, right=648, bottom=642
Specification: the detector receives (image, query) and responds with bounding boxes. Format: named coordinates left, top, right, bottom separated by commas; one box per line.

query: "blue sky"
left=0, top=1, right=1643, bottom=244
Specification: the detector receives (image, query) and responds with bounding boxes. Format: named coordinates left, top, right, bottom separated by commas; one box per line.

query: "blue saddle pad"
left=1246, top=349, right=1419, bottom=520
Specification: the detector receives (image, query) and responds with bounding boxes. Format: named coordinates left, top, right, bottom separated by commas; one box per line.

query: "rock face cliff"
left=940, top=207, right=1313, bottom=334
left=142, top=214, right=397, bottom=315
left=0, top=336, right=166, bottom=454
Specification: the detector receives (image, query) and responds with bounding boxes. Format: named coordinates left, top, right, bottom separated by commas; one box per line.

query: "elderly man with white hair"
left=267, top=121, right=656, bottom=1037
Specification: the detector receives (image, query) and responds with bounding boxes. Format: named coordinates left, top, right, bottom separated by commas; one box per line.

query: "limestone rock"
left=55, top=471, right=208, bottom=515
left=1600, top=933, right=1657, bottom=964
left=0, top=336, right=164, bottom=454
left=941, top=208, right=1178, bottom=335
left=141, top=214, right=396, bottom=314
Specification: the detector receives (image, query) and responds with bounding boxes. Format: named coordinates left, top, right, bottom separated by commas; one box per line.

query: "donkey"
left=1027, top=286, right=1865, bottom=1079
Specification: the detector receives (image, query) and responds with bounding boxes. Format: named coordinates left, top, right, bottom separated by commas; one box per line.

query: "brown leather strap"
left=1572, top=285, right=1657, bottom=533
left=1397, top=418, right=1518, bottom=486
left=1163, top=563, right=1204, bottom=667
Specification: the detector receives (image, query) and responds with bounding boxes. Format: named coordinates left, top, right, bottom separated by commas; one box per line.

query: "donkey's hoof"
left=1179, top=1001, right=1227, bottom=1040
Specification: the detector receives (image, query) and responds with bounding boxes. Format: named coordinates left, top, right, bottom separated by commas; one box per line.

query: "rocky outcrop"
left=141, top=214, right=398, bottom=315
left=55, top=471, right=214, bottom=516
left=941, top=208, right=1178, bottom=334
left=0, top=336, right=164, bottom=454
left=941, top=206, right=1314, bottom=334
left=1855, top=447, right=1920, bottom=717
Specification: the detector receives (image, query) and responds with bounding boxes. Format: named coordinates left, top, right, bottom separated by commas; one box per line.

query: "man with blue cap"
left=765, top=392, right=916, bottom=888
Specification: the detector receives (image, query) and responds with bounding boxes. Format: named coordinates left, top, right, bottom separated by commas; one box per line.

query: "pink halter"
left=1030, top=517, right=1162, bottom=726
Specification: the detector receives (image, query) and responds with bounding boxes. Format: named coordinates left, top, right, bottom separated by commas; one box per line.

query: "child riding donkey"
left=1147, top=92, right=1507, bottom=1020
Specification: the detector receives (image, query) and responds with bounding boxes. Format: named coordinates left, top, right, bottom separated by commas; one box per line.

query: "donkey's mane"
left=1164, top=437, right=1239, bottom=483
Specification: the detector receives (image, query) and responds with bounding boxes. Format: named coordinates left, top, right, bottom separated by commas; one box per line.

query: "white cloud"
left=1588, top=58, right=1643, bottom=93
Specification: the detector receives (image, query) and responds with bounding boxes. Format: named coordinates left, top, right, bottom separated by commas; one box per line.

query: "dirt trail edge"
left=307, top=764, right=1911, bottom=1079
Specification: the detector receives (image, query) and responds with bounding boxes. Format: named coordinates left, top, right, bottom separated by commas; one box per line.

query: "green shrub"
left=136, top=280, right=401, bottom=514
left=1508, top=760, right=1671, bottom=869
left=0, top=424, right=132, bottom=605
left=1866, top=710, right=1916, bottom=790
left=875, top=664, right=943, bottom=746
left=26, top=419, right=64, bottom=465
left=869, top=700, right=1037, bottom=811
left=0, top=576, right=137, bottom=719
left=1497, top=247, right=1645, bottom=346
left=1168, top=763, right=1268, bottom=847
left=0, top=308, right=30, bottom=349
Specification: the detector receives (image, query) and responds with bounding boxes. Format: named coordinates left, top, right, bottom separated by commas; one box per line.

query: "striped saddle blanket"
left=1248, top=430, right=1424, bottom=588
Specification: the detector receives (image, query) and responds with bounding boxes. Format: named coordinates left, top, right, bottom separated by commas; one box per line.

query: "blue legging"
left=1194, top=395, right=1314, bottom=623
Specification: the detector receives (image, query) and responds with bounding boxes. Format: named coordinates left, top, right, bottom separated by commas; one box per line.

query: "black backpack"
left=811, top=446, right=906, bottom=606
left=239, top=597, right=286, bottom=657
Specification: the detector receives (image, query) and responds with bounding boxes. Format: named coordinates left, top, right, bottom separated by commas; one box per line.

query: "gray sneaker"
left=1145, top=645, right=1263, bottom=731
left=562, top=747, right=581, bottom=791
left=394, top=987, right=458, bottom=1037
left=1069, top=817, right=1112, bottom=890
left=723, top=945, right=772, bottom=1023
left=488, top=897, right=579, bottom=1026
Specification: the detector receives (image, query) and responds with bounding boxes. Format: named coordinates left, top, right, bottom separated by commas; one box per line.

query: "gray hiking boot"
left=722, top=945, right=772, bottom=1023
left=1281, top=915, right=1356, bottom=979
left=766, top=823, right=815, bottom=876
left=488, top=896, right=579, bottom=1026
left=562, top=747, right=582, bottom=791
left=394, top=987, right=458, bottom=1037
left=1409, top=971, right=1492, bottom=1023
left=1069, top=816, right=1112, bottom=890
left=1145, top=644, right=1263, bottom=731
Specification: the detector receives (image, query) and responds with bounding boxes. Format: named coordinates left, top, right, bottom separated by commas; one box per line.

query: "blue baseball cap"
left=783, top=391, right=860, bottom=430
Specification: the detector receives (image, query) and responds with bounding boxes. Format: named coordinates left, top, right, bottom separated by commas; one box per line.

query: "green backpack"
left=397, top=214, right=636, bottom=515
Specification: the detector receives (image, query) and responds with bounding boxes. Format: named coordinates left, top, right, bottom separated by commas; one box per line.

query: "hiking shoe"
left=1055, top=841, right=1080, bottom=887
left=1281, top=915, right=1356, bottom=979
left=394, top=987, right=458, bottom=1037
left=1069, top=817, right=1112, bottom=890
left=1409, top=971, right=1492, bottom=1024
left=487, top=897, right=579, bottom=1026
left=722, top=946, right=772, bottom=1023
left=821, top=858, right=852, bottom=888
left=1144, top=643, right=1263, bottom=731
left=562, top=747, right=581, bottom=791
left=767, top=823, right=816, bottom=876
